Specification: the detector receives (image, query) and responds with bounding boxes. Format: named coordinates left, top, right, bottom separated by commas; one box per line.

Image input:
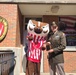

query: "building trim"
left=0, top=1, right=76, bottom=4
left=0, top=47, right=21, bottom=50
left=0, top=47, right=76, bottom=52
left=64, top=46, right=76, bottom=52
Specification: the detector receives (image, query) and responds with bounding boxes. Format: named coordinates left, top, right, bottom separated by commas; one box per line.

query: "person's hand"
left=47, top=42, right=51, bottom=44
left=47, top=49, right=54, bottom=53
left=26, top=36, right=33, bottom=41
left=46, top=42, right=51, bottom=51
left=41, top=43, right=46, bottom=51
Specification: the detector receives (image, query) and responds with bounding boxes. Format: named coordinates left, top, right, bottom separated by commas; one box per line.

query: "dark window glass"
left=59, top=16, right=76, bottom=46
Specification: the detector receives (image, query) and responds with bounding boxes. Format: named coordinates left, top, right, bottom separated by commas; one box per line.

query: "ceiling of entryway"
left=19, top=4, right=76, bottom=16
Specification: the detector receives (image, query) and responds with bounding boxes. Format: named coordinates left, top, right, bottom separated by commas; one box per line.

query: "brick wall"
left=43, top=52, right=76, bottom=73
left=0, top=4, right=23, bottom=47
left=16, top=6, right=23, bottom=47
left=64, top=52, right=76, bottom=73
left=43, top=51, right=49, bottom=72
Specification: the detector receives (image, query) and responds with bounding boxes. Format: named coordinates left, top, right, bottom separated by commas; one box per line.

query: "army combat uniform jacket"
left=47, top=31, right=66, bottom=63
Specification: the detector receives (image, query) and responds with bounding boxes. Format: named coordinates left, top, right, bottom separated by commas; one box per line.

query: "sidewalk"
left=20, top=73, right=76, bottom=75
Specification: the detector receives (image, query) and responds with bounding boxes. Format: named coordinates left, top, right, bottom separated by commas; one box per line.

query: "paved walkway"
left=20, top=73, right=76, bottom=75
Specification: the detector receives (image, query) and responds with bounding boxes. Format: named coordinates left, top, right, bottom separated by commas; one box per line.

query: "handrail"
left=0, top=56, right=17, bottom=64
left=0, top=50, right=16, bottom=75
left=0, top=50, right=13, bottom=52
left=0, top=50, right=14, bottom=54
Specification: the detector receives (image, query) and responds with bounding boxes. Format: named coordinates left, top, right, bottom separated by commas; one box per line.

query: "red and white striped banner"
left=59, top=16, right=76, bottom=31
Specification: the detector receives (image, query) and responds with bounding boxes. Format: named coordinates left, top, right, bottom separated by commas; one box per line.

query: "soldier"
left=46, top=21, right=66, bottom=75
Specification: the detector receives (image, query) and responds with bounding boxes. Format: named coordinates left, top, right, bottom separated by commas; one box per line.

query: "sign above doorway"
left=0, top=16, right=8, bottom=41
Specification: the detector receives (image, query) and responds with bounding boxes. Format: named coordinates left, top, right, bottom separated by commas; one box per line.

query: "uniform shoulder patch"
left=59, top=31, right=65, bottom=36
left=62, top=32, right=65, bottom=36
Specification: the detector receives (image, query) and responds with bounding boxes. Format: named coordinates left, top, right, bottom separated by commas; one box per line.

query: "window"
left=66, top=32, right=76, bottom=46
left=59, top=16, right=76, bottom=50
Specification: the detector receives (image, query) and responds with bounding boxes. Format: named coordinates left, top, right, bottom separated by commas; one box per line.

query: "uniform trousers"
left=49, top=63, right=65, bottom=75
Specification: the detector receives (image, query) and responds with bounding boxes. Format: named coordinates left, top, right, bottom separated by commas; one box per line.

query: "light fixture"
left=51, top=5, right=59, bottom=13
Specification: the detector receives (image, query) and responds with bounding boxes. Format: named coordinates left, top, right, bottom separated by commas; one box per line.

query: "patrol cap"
left=51, top=21, right=58, bottom=27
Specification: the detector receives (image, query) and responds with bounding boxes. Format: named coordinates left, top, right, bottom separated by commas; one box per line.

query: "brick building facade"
left=0, top=3, right=76, bottom=75
left=0, top=4, right=23, bottom=47
left=0, top=4, right=23, bottom=75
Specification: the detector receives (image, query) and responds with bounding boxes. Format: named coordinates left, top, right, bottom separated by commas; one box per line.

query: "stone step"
left=20, top=73, right=76, bottom=75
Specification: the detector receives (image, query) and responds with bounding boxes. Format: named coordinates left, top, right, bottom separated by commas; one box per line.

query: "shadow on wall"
left=58, top=21, right=67, bottom=31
